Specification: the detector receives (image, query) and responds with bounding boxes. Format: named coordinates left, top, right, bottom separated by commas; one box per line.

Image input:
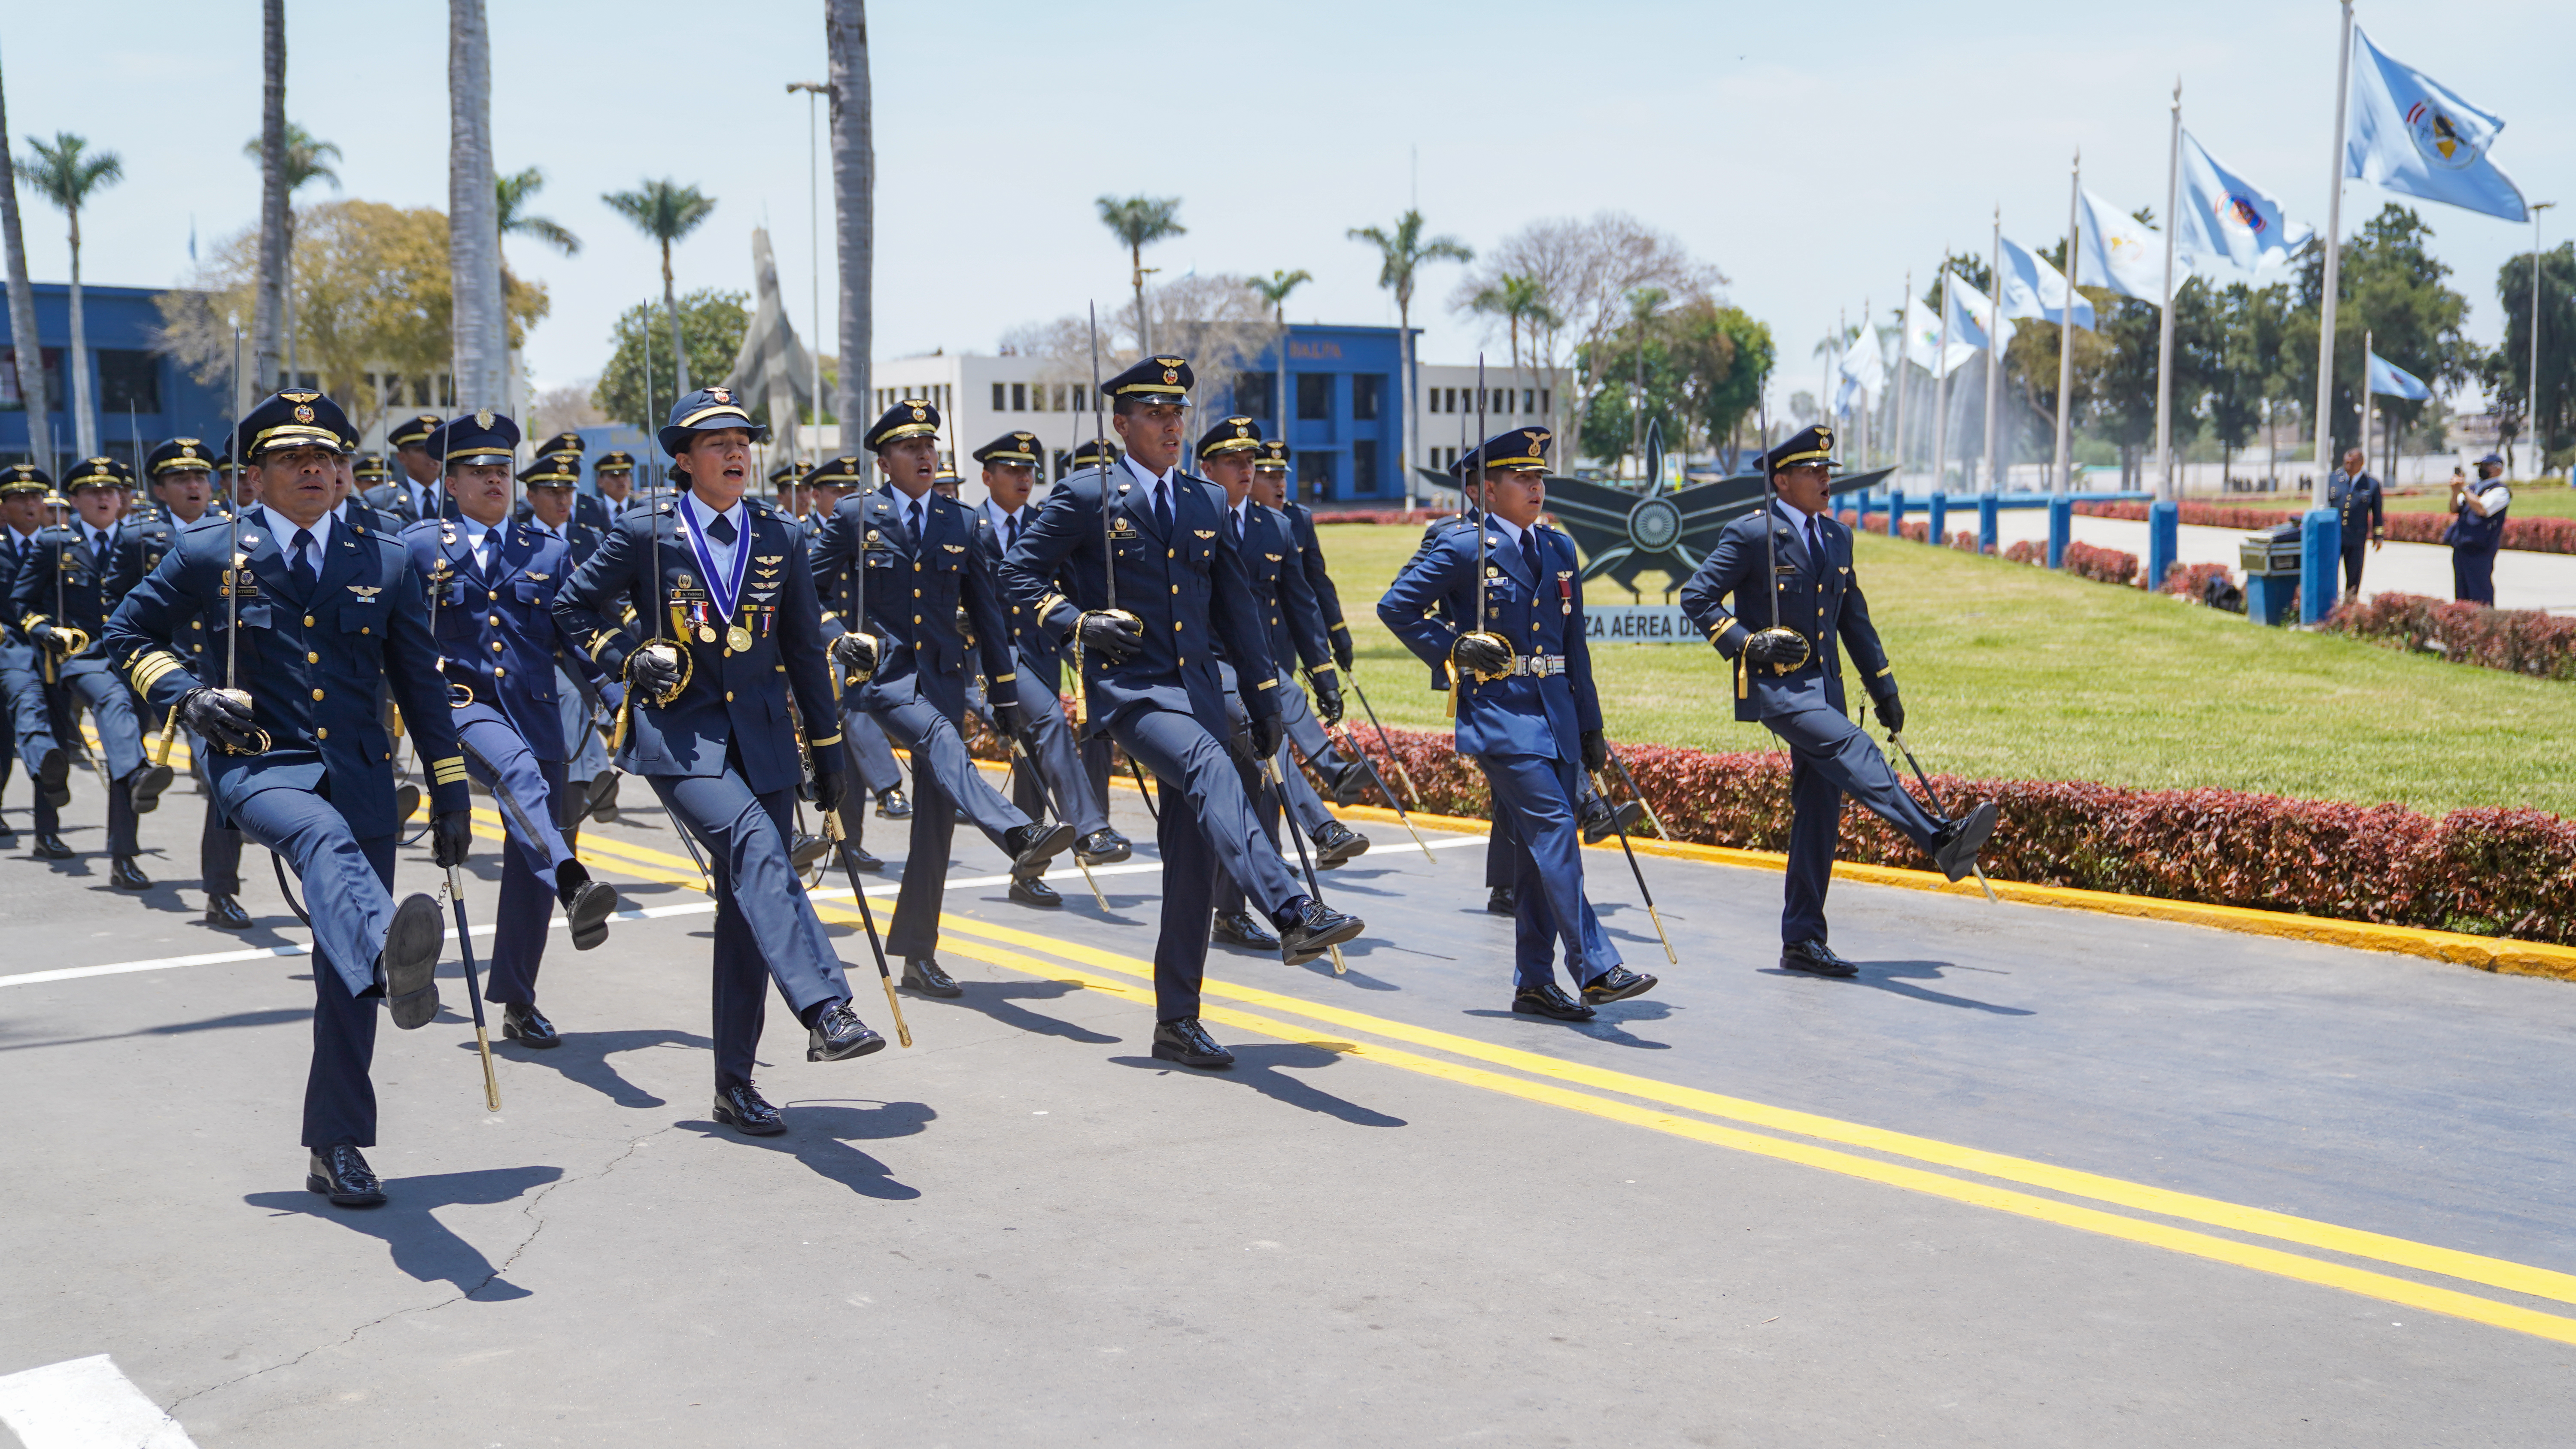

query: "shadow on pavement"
left=679, top=1099, right=933, bottom=1199
left=0, top=1005, right=309, bottom=1053
left=468, top=1026, right=717, bottom=1109
left=1110, top=1043, right=1409, bottom=1127
left=1758, top=958, right=2034, bottom=1015
left=931, top=978, right=1122, bottom=1046
left=245, top=1164, right=566, bottom=1299
left=1462, top=1003, right=1676, bottom=1050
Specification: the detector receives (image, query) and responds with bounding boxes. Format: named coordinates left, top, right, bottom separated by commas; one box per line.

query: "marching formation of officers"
left=34, top=356, right=1996, bottom=1209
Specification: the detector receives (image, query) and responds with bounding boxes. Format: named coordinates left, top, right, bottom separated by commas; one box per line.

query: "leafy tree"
left=496, top=166, right=578, bottom=258
left=1097, top=194, right=1185, bottom=353
left=1350, top=209, right=1471, bottom=491
left=2281, top=203, right=2473, bottom=456
left=2494, top=242, right=2575, bottom=460
left=593, top=288, right=749, bottom=431
left=603, top=178, right=717, bottom=395
left=15, top=130, right=119, bottom=455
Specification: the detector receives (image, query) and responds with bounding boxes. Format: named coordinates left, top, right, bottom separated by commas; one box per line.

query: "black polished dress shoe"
left=306, top=1145, right=386, bottom=1206
left=204, top=892, right=253, bottom=930
left=900, top=957, right=963, bottom=998
left=1582, top=964, right=1659, bottom=1006
left=1312, top=820, right=1370, bottom=866
left=875, top=788, right=913, bottom=819
left=806, top=1001, right=888, bottom=1062
left=1005, top=821, right=1076, bottom=877
left=382, top=892, right=447, bottom=1029
left=1210, top=910, right=1280, bottom=950
left=1486, top=886, right=1517, bottom=916
left=393, top=782, right=422, bottom=826
left=840, top=841, right=884, bottom=872
left=556, top=866, right=618, bottom=951
left=502, top=1002, right=562, bottom=1048
left=1317, top=756, right=1370, bottom=807
left=35, top=747, right=69, bottom=810
left=1931, top=800, right=2001, bottom=882
left=125, top=763, right=176, bottom=815
left=713, top=1082, right=786, bottom=1136
left=790, top=830, right=830, bottom=874
left=31, top=832, right=73, bottom=861
left=1512, top=982, right=1597, bottom=1022
left=585, top=770, right=621, bottom=823
left=1151, top=1016, right=1236, bottom=1069
left=1009, top=874, right=1063, bottom=908
left=1582, top=798, right=1647, bottom=846
left=1278, top=897, right=1364, bottom=966
left=1075, top=828, right=1132, bottom=867
left=109, top=855, right=152, bottom=891
left=1779, top=939, right=1859, bottom=977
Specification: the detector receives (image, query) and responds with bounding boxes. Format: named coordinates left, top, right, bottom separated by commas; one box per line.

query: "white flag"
left=1838, top=332, right=1885, bottom=397
left=2175, top=130, right=2312, bottom=284
left=2078, top=189, right=2187, bottom=304
left=1903, top=296, right=1979, bottom=379
left=1997, top=236, right=2095, bottom=330
left=1944, top=273, right=2014, bottom=355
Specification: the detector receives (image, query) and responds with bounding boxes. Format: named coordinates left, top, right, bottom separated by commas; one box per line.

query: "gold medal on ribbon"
left=696, top=624, right=717, bottom=643
left=726, top=624, right=752, bottom=652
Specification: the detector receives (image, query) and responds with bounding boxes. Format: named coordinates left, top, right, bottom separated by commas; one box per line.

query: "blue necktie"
left=706, top=512, right=738, bottom=545
left=1153, top=482, right=1173, bottom=537
left=291, top=528, right=318, bottom=587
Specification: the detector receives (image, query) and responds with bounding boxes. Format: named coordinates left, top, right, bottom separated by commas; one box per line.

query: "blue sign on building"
left=2, top=282, right=231, bottom=475
left=1215, top=323, right=1412, bottom=506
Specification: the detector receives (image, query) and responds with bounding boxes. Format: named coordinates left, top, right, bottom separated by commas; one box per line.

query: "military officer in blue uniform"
left=365, top=412, right=449, bottom=524
left=13, top=455, right=173, bottom=888
left=592, top=450, right=640, bottom=521
left=406, top=411, right=623, bottom=1049
left=2447, top=452, right=2511, bottom=605
left=969, top=429, right=1128, bottom=870
left=0, top=463, right=70, bottom=852
left=795, top=457, right=903, bottom=856
left=812, top=399, right=1077, bottom=998
left=556, top=387, right=886, bottom=1138
left=1249, top=440, right=1370, bottom=806
left=351, top=452, right=392, bottom=500
left=107, top=439, right=250, bottom=926
left=1678, top=424, right=1998, bottom=977
left=1197, top=419, right=1365, bottom=949
left=105, top=388, right=473, bottom=1207
left=1002, top=356, right=1364, bottom=1069
left=521, top=454, right=620, bottom=829
left=1379, top=427, right=1655, bottom=1021
left=2325, top=446, right=2385, bottom=600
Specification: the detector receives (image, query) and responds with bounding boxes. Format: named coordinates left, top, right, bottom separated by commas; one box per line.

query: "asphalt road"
left=4, top=758, right=2574, bottom=1447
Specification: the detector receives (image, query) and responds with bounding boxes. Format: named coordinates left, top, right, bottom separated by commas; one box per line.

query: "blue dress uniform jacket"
left=1239, top=502, right=1334, bottom=679
left=1677, top=507, right=1896, bottom=724
left=811, top=486, right=1017, bottom=722
left=106, top=509, right=248, bottom=891
left=553, top=495, right=841, bottom=798
left=12, top=522, right=128, bottom=683
left=968, top=504, right=1070, bottom=697
left=998, top=464, right=1283, bottom=741
left=404, top=518, right=602, bottom=761
left=105, top=512, right=473, bottom=849
left=1282, top=501, right=1352, bottom=663
left=1376, top=515, right=1603, bottom=761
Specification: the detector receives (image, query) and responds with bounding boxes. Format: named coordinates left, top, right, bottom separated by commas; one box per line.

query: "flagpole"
left=1858, top=294, right=1872, bottom=468
left=1985, top=207, right=2003, bottom=494
left=2054, top=150, right=2079, bottom=494
left=1932, top=256, right=1953, bottom=497
left=1891, top=269, right=1911, bottom=489
left=2154, top=79, right=2182, bottom=501
left=2311, top=0, right=2355, bottom=511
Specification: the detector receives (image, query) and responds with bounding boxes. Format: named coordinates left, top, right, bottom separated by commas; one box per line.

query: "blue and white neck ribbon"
left=678, top=493, right=750, bottom=624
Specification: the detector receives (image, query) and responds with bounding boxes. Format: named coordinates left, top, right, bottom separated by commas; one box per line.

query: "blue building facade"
left=1214, top=323, right=1411, bottom=506
left=2, top=282, right=230, bottom=476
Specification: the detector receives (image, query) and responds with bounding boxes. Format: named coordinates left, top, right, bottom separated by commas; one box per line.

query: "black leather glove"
left=1251, top=713, right=1287, bottom=760
left=1744, top=630, right=1807, bottom=669
left=830, top=632, right=879, bottom=681
left=1873, top=692, right=1905, bottom=735
left=182, top=687, right=265, bottom=754
left=1331, top=631, right=1354, bottom=673
left=431, top=809, right=472, bottom=868
left=28, top=621, right=62, bottom=652
left=1077, top=610, right=1144, bottom=664
left=626, top=644, right=682, bottom=700
left=814, top=766, right=849, bottom=816
left=1580, top=729, right=1609, bottom=775
left=1312, top=678, right=1345, bottom=728
left=1452, top=632, right=1511, bottom=679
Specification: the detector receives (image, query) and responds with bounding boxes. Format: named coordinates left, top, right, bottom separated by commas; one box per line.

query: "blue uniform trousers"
left=839, top=708, right=905, bottom=796
left=1486, top=771, right=1610, bottom=889
left=1763, top=706, right=1944, bottom=946
left=1119, top=707, right=1303, bottom=1022
left=225, top=784, right=398, bottom=1148
left=1007, top=661, right=1108, bottom=838
left=1277, top=670, right=1349, bottom=777
left=870, top=694, right=1030, bottom=960
left=181, top=726, right=245, bottom=893
left=455, top=707, right=576, bottom=1006
left=1211, top=666, right=1333, bottom=917
left=1481, top=752, right=1622, bottom=989
left=61, top=668, right=144, bottom=855
left=556, top=665, right=612, bottom=791
left=2452, top=546, right=2497, bottom=605
left=650, top=760, right=852, bottom=1091
left=1, top=640, right=61, bottom=828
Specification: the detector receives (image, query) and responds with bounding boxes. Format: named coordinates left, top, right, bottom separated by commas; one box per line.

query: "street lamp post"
left=787, top=80, right=830, bottom=463
left=2531, top=200, right=2558, bottom=479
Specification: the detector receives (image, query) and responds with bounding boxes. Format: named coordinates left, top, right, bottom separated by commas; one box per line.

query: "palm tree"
left=240, top=121, right=339, bottom=388
left=827, top=0, right=873, bottom=450
left=1466, top=272, right=1560, bottom=425
left=1095, top=195, right=1184, bottom=355
left=605, top=179, right=717, bottom=398
left=1250, top=268, right=1310, bottom=431
left=496, top=167, right=579, bottom=258
left=17, top=133, right=122, bottom=457
left=252, top=0, right=286, bottom=397
left=1348, top=210, right=1471, bottom=502
left=0, top=50, right=55, bottom=467
left=450, top=0, right=506, bottom=412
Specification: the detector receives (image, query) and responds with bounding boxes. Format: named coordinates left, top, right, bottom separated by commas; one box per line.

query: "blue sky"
left=7, top=1, right=2564, bottom=411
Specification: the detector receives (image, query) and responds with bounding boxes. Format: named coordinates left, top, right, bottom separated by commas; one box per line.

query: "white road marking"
left=0, top=1355, right=198, bottom=1449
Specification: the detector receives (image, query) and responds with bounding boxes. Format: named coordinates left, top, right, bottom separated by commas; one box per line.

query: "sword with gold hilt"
left=1072, top=302, right=1139, bottom=733
left=213, top=388, right=270, bottom=755
left=1743, top=432, right=1811, bottom=699
left=1449, top=354, right=1514, bottom=720
left=610, top=470, right=693, bottom=753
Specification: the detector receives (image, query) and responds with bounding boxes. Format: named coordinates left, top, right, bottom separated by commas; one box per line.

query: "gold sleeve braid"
left=429, top=755, right=468, bottom=786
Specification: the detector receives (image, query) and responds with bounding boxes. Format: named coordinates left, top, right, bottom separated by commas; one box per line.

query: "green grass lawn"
left=1322, top=522, right=2576, bottom=816
left=2382, top=483, right=2576, bottom=518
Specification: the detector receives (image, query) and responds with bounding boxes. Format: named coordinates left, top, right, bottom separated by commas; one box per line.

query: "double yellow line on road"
left=529, top=821, right=2576, bottom=1346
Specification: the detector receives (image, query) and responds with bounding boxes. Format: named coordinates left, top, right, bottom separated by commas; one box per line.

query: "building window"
left=1523, top=388, right=1537, bottom=414
left=1296, top=372, right=1332, bottom=421
left=1297, top=449, right=1334, bottom=502
left=1351, top=440, right=1380, bottom=494
left=1540, top=389, right=1551, bottom=415
left=1235, top=371, right=1276, bottom=424
left=992, top=382, right=1007, bottom=411
left=1351, top=374, right=1383, bottom=421
left=438, top=373, right=456, bottom=407
left=1011, top=382, right=1027, bottom=412
left=98, top=350, right=160, bottom=413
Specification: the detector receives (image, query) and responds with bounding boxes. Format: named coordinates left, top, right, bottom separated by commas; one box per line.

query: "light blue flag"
left=2346, top=25, right=2527, bottom=224
left=1944, top=272, right=2013, bottom=354
left=1997, top=236, right=2095, bottom=330
left=2366, top=349, right=2431, bottom=401
left=2176, top=130, right=2312, bottom=284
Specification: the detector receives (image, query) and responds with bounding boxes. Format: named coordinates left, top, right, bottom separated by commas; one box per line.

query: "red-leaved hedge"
left=2327, top=591, right=2576, bottom=680
left=2161, top=560, right=2233, bottom=597
left=2062, top=540, right=2139, bottom=586
left=2076, top=499, right=2576, bottom=556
